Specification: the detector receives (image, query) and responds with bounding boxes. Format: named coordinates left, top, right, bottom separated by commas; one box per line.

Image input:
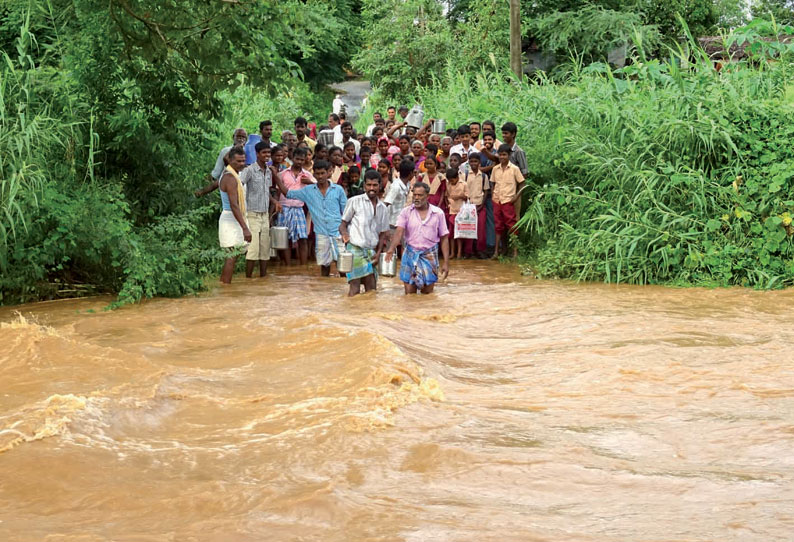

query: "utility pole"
left=509, top=0, right=522, bottom=80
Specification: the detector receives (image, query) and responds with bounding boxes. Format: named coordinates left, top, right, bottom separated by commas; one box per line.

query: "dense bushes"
left=0, top=4, right=349, bottom=306
left=364, top=28, right=794, bottom=288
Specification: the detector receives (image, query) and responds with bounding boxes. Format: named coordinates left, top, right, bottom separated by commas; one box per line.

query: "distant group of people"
left=196, top=105, right=528, bottom=296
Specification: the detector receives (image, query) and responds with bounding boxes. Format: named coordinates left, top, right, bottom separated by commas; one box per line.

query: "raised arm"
left=386, top=121, right=407, bottom=139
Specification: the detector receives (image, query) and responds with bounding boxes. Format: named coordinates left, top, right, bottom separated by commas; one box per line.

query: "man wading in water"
left=239, top=142, right=282, bottom=278
left=339, top=170, right=390, bottom=297
left=218, top=148, right=252, bottom=283
left=385, top=181, right=450, bottom=294
left=276, top=159, right=348, bottom=277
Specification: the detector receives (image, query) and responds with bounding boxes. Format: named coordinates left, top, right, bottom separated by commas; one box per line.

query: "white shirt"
left=449, top=143, right=477, bottom=161
left=384, top=178, right=409, bottom=226
left=332, top=98, right=344, bottom=115
left=365, top=123, right=376, bottom=137
left=342, top=194, right=390, bottom=249
left=332, top=125, right=343, bottom=146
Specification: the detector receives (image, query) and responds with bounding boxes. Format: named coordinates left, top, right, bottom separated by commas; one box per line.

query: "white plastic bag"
left=454, top=202, right=478, bottom=239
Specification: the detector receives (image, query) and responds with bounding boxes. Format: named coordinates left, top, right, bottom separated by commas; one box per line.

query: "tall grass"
left=0, top=15, right=90, bottom=268
left=371, top=29, right=794, bottom=288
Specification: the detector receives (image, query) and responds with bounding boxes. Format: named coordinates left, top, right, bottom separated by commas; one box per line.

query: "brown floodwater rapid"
left=1, top=262, right=793, bottom=541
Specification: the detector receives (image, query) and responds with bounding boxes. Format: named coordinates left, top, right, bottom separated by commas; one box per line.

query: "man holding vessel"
left=339, top=170, right=391, bottom=297
left=385, top=181, right=450, bottom=294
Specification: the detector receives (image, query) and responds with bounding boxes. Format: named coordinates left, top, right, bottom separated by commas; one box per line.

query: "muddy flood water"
left=1, top=262, right=793, bottom=541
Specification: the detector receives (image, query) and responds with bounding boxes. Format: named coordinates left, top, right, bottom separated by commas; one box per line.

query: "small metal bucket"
left=337, top=250, right=354, bottom=274
left=270, top=226, right=289, bottom=250
left=378, top=252, right=397, bottom=277
left=432, top=119, right=446, bottom=133
left=404, top=105, right=424, bottom=129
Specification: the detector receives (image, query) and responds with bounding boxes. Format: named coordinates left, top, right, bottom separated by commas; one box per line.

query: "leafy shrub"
left=374, top=26, right=794, bottom=288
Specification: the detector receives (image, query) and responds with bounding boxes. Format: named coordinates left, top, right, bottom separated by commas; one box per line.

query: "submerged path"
left=1, top=263, right=793, bottom=541
left=330, top=79, right=371, bottom=123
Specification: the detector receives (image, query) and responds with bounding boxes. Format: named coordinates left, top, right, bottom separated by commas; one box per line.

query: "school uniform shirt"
left=464, top=169, right=489, bottom=206
left=342, top=194, right=390, bottom=249
left=490, top=162, right=524, bottom=205
left=446, top=180, right=469, bottom=215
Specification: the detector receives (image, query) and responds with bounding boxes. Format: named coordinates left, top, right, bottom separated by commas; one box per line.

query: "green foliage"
left=528, top=6, right=661, bottom=65
left=353, top=0, right=456, bottom=98
left=752, top=0, right=794, bottom=26
left=0, top=1, right=353, bottom=307
left=386, top=24, right=794, bottom=288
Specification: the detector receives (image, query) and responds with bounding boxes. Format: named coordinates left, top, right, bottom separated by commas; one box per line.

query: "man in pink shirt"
left=385, top=181, right=450, bottom=294
left=277, top=147, right=315, bottom=265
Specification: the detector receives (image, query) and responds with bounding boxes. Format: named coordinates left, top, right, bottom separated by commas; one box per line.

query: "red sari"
left=421, top=172, right=447, bottom=213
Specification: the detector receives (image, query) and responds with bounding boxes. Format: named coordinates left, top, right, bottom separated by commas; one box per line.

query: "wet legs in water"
left=245, top=260, right=268, bottom=278
left=220, top=255, right=237, bottom=284
left=279, top=239, right=309, bottom=266
left=403, top=282, right=435, bottom=295
left=347, top=274, right=376, bottom=297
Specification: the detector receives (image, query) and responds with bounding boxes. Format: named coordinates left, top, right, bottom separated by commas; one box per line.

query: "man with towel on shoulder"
left=218, top=148, right=252, bottom=284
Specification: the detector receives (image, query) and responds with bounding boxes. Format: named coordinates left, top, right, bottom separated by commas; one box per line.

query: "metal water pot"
left=270, top=226, right=289, bottom=250
left=337, top=250, right=354, bottom=274
left=378, top=252, right=397, bottom=277
left=404, top=105, right=424, bottom=129
left=432, top=119, right=446, bottom=134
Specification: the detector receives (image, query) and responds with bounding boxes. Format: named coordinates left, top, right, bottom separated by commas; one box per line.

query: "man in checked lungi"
left=275, top=159, right=347, bottom=277
left=384, top=181, right=450, bottom=294
left=339, top=170, right=391, bottom=297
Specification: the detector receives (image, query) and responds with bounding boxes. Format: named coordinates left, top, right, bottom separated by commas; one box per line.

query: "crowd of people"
left=195, top=105, right=528, bottom=296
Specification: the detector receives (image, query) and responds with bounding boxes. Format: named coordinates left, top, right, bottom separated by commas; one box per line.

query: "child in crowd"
left=271, top=144, right=289, bottom=172
left=359, top=147, right=374, bottom=176
left=343, top=141, right=357, bottom=167
left=373, top=137, right=391, bottom=167
left=391, top=153, right=403, bottom=181
left=446, top=167, right=469, bottom=260
left=398, top=135, right=411, bottom=157
left=314, top=143, right=329, bottom=163
left=377, top=159, right=392, bottom=199
left=491, top=143, right=525, bottom=259
left=464, top=152, right=489, bottom=257
left=303, top=145, right=314, bottom=172
left=347, top=165, right=362, bottom=196
left=449, top=153, right=462, bottom=174
left=328, top=146, right=345, bottom=184
left=419, top=154, right=446, bottom=211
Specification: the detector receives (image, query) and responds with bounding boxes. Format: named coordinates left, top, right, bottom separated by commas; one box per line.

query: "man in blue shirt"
left=275, top=160, right=348, bottom=277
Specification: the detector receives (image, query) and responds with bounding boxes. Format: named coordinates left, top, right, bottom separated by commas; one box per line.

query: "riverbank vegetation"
left=0, top=0, right=356, bottom=305
left=357, top=8, right=794, bottom=288
left=3, top=1, right=794, bottom=307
